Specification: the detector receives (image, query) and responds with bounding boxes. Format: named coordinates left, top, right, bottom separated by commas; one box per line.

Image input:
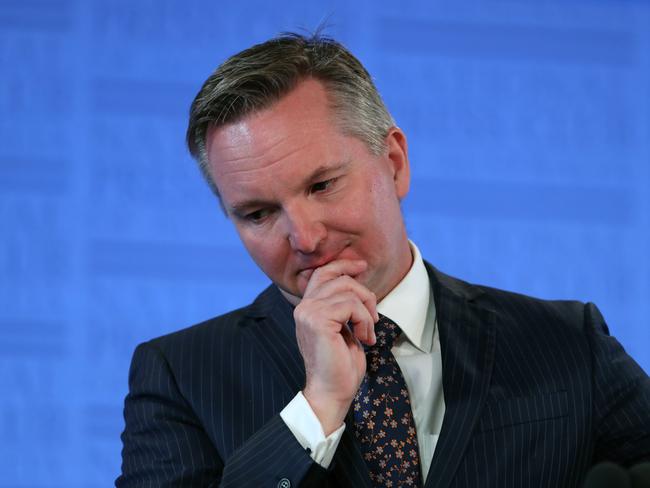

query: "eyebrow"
left=228, top=160, right=351, bottom=216
left=229, top=199, right=272, bottom=217
left=305, top=160, right=350, bottom=184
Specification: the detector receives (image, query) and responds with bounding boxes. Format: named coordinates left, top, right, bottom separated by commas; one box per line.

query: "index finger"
left=304, top=259, right=367, bottom=294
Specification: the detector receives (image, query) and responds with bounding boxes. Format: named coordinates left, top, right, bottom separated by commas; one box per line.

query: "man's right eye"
left=244, top=209, right=270, bottom=223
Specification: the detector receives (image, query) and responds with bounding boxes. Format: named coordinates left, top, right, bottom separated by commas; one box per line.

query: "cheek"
left=334, top=176, right=383, bottom=223
left=238, top=230, right=286, bottom=275
left=359, top=179, right=396, bottom=226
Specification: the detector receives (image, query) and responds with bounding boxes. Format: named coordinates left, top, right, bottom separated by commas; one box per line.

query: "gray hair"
left=186, top=32, right=395, bottom=199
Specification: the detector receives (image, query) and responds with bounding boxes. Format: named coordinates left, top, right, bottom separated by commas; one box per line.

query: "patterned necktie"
left=352, top=315, right=423, bottom=487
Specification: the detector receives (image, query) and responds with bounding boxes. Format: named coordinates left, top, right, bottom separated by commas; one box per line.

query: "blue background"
left=1, top=1, right=648, bottom=486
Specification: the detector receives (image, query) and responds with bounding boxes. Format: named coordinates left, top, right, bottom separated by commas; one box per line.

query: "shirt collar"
left=376, top=241, right=432, bottom=353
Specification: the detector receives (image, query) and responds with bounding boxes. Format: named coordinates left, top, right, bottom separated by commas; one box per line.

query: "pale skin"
left=297, top=259, right=379, bottom=435
left=206, top=79, right=413, bottom=436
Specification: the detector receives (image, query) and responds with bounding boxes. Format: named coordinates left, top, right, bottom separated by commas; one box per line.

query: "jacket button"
left=277, top=478, right=291, bottom=488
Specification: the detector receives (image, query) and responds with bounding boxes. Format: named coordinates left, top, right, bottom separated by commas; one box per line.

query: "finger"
left=307, top=274, right=379, bottom=325
left=304, top=259, right=367, bottom=295
left=340, top=320, right=364, bottom=351
left=298, top=291, right=369, bottom=332
left=328, top=294, right=375, bottom=345
left=312, top=275, right=378, bottom=317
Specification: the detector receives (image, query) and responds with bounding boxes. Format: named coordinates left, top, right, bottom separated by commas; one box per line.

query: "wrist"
left=302, top=387, right=351, bottom=436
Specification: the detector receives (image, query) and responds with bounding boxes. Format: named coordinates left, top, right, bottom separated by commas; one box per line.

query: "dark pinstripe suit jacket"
left=117, top=264, right=650, bottom=487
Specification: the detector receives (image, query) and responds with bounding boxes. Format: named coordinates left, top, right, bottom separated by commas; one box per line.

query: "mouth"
left=296, top=254, right=341, bottom=281
left=298, top=260, right=331, bottom=277
left=298, top=267, right=316, bottom=282
left=295, top=243, right=353, bottom=283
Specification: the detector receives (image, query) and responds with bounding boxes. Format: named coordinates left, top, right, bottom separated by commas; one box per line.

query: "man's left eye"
left=311, top=178, right=336, bottom=193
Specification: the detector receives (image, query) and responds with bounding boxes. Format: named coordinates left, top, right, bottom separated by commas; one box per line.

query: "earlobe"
left=385, top=127, right=410, bottom=199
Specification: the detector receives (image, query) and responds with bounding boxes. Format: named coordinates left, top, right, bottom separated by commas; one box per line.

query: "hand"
left=294, top=259, right=379, bottom=435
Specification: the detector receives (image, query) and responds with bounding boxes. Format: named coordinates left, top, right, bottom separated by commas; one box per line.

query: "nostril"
left=288, top=221, right=327, bottom=254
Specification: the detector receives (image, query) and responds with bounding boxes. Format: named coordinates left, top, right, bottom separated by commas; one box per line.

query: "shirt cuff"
left=279, top=391, right=346, bottom=468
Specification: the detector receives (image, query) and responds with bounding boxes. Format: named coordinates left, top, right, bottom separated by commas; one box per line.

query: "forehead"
left=205, top=79, right=351, bottom=187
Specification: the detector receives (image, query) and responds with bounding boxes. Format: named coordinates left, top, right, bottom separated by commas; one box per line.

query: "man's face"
left=205, top=79, right=412, bottom=301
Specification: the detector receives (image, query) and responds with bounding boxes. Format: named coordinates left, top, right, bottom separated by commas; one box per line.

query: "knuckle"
left=294, top=302, right=317, bottom=324
left=339, top=275, right=356, bottom=286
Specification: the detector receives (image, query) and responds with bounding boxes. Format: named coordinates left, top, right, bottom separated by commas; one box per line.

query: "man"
left=117, top=33, right=650, bottom=487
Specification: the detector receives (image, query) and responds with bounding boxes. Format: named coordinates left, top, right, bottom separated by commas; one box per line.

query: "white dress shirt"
left=280, top=242, right=445, bottom=479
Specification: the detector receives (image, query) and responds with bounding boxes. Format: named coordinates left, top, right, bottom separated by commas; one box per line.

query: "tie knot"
left=373, top=314, right=401, bottom=350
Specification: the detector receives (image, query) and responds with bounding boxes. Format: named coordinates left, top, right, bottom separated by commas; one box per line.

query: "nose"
left=284, top=204, right=326, bottom=254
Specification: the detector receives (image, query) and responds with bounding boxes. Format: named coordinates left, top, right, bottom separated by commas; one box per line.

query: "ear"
left=384, top=127, right=410, bottom=200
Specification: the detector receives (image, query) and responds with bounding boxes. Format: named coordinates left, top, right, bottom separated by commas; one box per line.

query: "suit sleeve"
left=586, top=302, right=650, bottom=465
left=116, top=341, right=330, bottom=487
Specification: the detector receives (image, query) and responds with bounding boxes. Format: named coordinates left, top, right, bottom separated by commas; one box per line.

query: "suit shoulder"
left=142, top=284, right=280, bottom=355
left=478, top=281, right=584, bottom=311
left=149, top=285, right=283, bottom=345
left=163, top=305, right=249, bottom=340
left=428, top=264, right=589, bottom=332
left=475, top=282, right=593, bottom=336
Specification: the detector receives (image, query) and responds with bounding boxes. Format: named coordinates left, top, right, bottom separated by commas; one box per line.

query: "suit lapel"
left=424, top=265, right=497, bottom=488
left=241, top=285, right=305, bottom=398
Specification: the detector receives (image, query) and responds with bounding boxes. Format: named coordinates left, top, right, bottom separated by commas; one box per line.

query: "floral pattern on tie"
left=353, top=315, right=422, bottom=487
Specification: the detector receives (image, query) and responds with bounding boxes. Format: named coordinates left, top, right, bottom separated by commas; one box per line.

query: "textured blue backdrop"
left=1, top=1, right=648, bottom=486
